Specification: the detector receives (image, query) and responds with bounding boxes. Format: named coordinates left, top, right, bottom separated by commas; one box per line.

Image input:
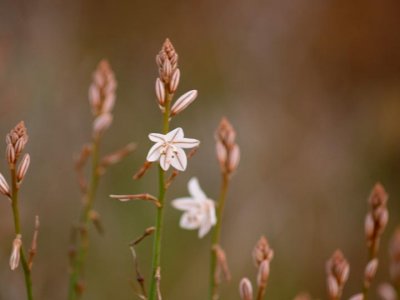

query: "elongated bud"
left=0, top=172, right=10, bottom=197
left=170, top=90, right=198, bottom=117
left=110, top=193, right=160, bottom=207
left=17, top=153, right=30, bottom=182
left=257, top=260, right=270, bottom=288
left=10, top=234, right=22, bottom=270
left=93, top=113, right=113, bottom=136
left=349, top=293, right=364, bottom=300
left=364, top=213, right=374, bottom=240
left=326, top=275, right=339, bottom=299
left=228, top=144, right=240, bottom=173
left=239, top=278, right=253, bottom=300
left=364, top=258, right=378, bottom=288
left=6, top=144, right=15, bottom=165
left=162, top=59, right=172, bottom=83
left=89, top=210, right=104, bottom=235
left=155, top=78, right=165, bottom=106
left=102, top=94, right=116, bottom=114
left=169, top=68, right=180, bottom=93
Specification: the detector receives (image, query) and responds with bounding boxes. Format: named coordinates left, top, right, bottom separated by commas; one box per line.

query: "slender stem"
left=148, top=93, right=171, bottom=300
left=68, top=137, right=100, bottom=300
left=209, top=173, right=230, bottom=300
left=256, top=286, right=266, bottom=300
left=10, top=166, right=34, bottom=300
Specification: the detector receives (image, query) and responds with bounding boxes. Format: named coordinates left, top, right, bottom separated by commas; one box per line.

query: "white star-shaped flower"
left=172, top=177, right=216, bottom=238
left=146, top=127, right=200, bottom=171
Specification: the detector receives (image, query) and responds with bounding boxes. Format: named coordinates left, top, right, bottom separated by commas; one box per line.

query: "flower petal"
left=173, top=137, right=200, bottom=149
left=188, top=177, right=207, bottom=200
left=159, top=146, right=173, bottom=171
left=149, top=133, right=166, bottom=143
left=171, top=197, right=199, bottom=211
left=198, top=216, right=213, bottom=238
left=165, top=127, right=184, bottom=142
left=206, top=200, right=217, bottom=225
left=180, top=212, right=201, bottom=230
left=146, top=142, right=163, bottom=162
left=170, top=146, right=187, bottom=171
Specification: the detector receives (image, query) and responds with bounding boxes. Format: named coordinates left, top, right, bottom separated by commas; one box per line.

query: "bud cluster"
left=325, top=250, right=350, bottom=300
left=6, top=121, right=28, bottom=166
left=155, top=39, right=197, bottom=117
left=364, top=183, right=389, bottom=255
left=88, top=60, right=117, bottom=137
left=215, top=118, right=240, bottom=175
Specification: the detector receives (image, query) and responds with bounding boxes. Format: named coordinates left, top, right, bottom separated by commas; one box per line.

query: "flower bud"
left=169, top=68, right=180, bottom=93
left=6, top=144, right=15, bottom=165
left=364, top=258, right=378, bottom=288
left=327, top=275, right=339, bottom=299
left=0, top=172, right=10, bottom=197
left=257, top=260, right=270, bottom=288
left=155, top=78, right=165, bottom=106
left=170, top=90, right=198, bottom=117
left=239, top=278, right=253, bottom=300
left=9, top=234, right=22, bottom=271
left=17, top=153, right=30, bottom=182
left=93, top=113, right=113, bottom=136
left=349, top=293, right=364, bottom=300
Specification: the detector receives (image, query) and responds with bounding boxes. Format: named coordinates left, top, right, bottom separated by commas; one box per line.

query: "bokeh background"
left=1, top=1, right=400, bottom=299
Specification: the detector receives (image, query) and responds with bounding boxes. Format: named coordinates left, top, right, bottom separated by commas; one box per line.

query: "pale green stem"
left=148, top=93, right=172, bottom=300
left=209, top=173, right=229, bottom=300
left=68, top=137, right=100, bottom=300
left=10, top=165, right=34, bottom=300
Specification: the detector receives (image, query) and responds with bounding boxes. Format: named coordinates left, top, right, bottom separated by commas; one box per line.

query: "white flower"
left=172, top=177, right=216, bottom=238
left=146, top=127, right=200, bottom=171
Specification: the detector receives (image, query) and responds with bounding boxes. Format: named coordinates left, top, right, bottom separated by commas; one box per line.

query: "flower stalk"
left=210, top=118, right=240, bottom=300
left=1, top=121, right=34, bottom=300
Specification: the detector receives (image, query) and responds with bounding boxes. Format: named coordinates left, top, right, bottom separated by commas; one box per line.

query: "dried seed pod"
left=239, top=278, right=253, bottom=300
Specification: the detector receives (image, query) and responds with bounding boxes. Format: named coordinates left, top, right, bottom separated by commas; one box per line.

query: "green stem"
left=209, top=173, right=229, bottom=300
left=68, top=138, right=100, bottom=300
left=10, top=166, right=34, bottom=300
left=148, top=93, right=171, bottom=300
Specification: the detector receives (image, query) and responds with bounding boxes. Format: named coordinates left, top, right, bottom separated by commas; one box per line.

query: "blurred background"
left=0, top=0, right=400, bottom=299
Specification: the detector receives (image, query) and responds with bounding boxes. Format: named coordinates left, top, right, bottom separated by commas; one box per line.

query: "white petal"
left=173, top=137, right=200, bottom=149
left=170, top=146, right=187, bottom=171
left=198, top=217, right=213, bottom=238
left=180, top=212, right=201, bottom=230
left=165, top=127, right=184, bottom=142
left=159, top=146, right=173, bottom=171
left=188, top=177, right=207, bottom=200
left=149, top=133, right=166, bottom=143
left=146, top=143, right=163, bottom=162
left=171, top=197, right=199, bottom=211
left=206, top=200, right=217, bottom=225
